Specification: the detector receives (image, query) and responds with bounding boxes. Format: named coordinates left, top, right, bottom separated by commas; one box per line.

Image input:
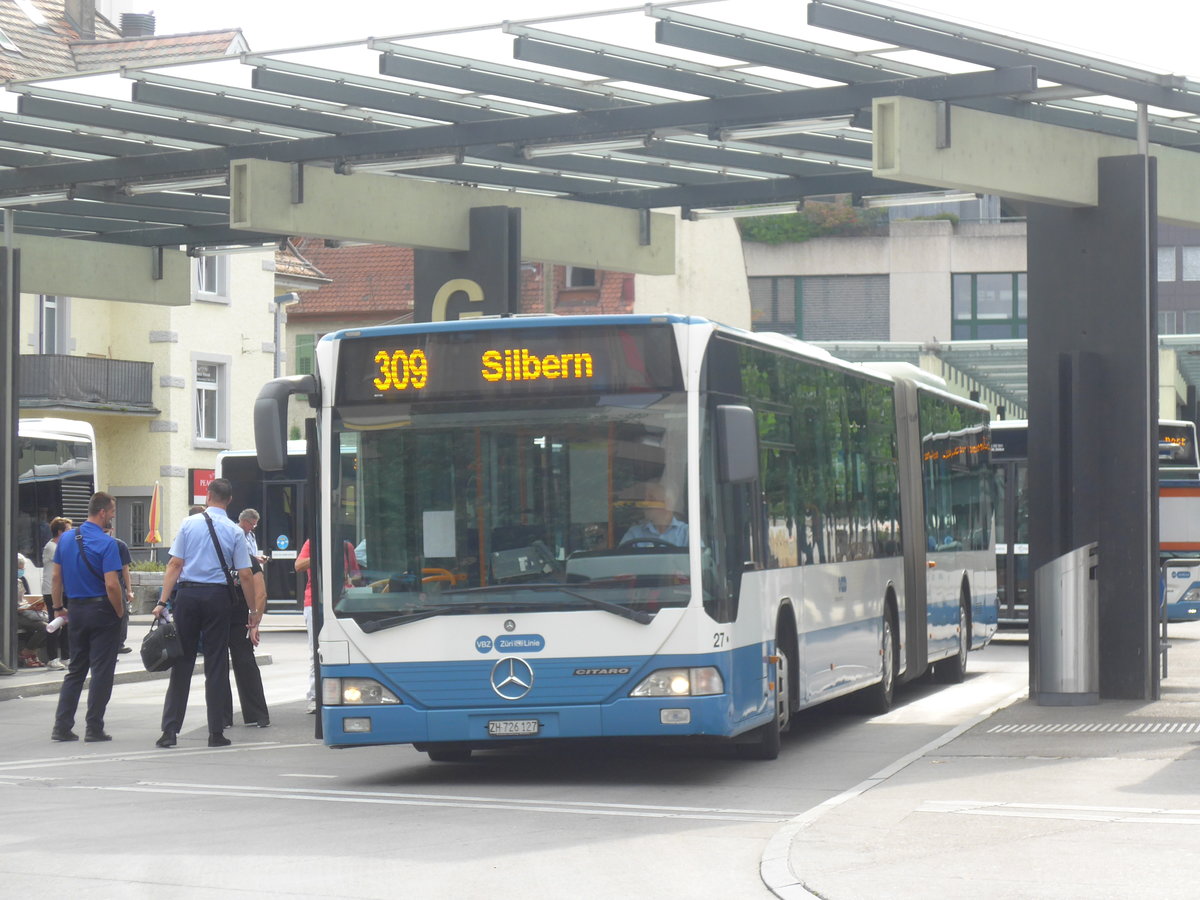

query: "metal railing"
left=18, top=354, right=154, bottom=409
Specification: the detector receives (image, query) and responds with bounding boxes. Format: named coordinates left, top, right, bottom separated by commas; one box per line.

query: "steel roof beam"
left=251, top=68, right=519, bottom=124
left=130, top=82, right=391, bottom=136
left=31, top=200, right=224, bottom=227
left=574, top=170, right=919, bottom=210
left=75, top=224, right=284, bottom=248
left=16, top=94, right=283, bottom=146
left=0, top=66, right=1036, bottom=195
left=72, top=185, right=229, bottom=213
left=512, top=35, right=769, bottom=99
left=639, top=138, right=853, bottom=178
left=808, top=3, right=1200, bottom=116
left=377, top=52, right=634, bottom=112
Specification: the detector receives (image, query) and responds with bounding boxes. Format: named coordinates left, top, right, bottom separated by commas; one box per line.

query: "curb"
left=0, top=653, right=273, bottom=703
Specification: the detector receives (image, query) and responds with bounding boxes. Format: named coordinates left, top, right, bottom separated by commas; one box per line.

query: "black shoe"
left=155, top=731, right=177, bottom=748
left=84, top=729, right=112, bottom=742
left=208, top=732, right=231, bottom=747
left=118, top=646, right=132, bottom=654
left=51, top=727, right=79, bottom=742
left=252, top=719, right=270, bottom=728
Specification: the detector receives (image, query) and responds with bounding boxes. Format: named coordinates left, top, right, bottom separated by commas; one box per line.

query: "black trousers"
left=54, top=598, right=121, bottom=732
left=161, top=584, right=230, bottom=735
left=223, top=596, right=268, bottom=726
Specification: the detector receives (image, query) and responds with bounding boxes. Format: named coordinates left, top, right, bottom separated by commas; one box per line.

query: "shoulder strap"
left=75, top=529, right=104, bottom=581
left=202, top=512, right=239, bottom=598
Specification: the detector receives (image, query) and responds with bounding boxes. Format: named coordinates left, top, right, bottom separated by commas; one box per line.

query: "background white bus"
left=16, top=417, right=97, bottom=567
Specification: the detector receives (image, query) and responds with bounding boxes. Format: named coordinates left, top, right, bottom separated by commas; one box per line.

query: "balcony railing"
left=19, top=354, right=157, bottom=413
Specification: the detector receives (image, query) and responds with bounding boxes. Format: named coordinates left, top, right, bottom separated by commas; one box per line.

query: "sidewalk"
left=772, top=621, right=1200, bottom=899
left=0, top=612, right=306, bottom=702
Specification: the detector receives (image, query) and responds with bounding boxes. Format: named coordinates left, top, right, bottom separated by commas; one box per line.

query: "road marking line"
left=918, top=799, right=1200, bottom=824
left=63, top=781, right=795, bottom=823
left=279, top=773, right=339, bottom=779
left=0, top=742, right=312, bottom=772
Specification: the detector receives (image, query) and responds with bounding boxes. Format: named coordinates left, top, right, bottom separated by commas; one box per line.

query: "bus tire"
left=426, top=744, right=473, bottom=763
left=735, top=643, right=790, bottom=761
left=934, top=593, right=970, bottom=684
left=859, top=612, right=897, bottom=715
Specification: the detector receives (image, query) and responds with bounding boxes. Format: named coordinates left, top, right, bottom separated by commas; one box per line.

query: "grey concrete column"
left=1027, top=154, right=1158, bottom=700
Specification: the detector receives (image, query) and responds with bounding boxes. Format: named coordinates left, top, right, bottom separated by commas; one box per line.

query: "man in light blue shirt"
left=153, top=478, right=255, bottom=749
left=620, top=483, right=689, bottom=548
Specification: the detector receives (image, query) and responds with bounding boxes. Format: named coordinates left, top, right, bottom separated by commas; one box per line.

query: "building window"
left=1182, top=247, right=1200, bottom=282
left=38, top=295, right=69, bottom=353
left=749, top=275, right=889, bottom=340
left=1159, top=311, right=1178, bottom=335
left=1158, top=247, right=1178, bottom=282
left=193, top=255, right=229, bottom=302
left=129, top=499, right=148, bottom=546
left=193, top=357, right=230, bottom=448
left=1183, top=311, right=1200, bottom=334
left=564, top=267, right=596, bottom=288
left=952, top=273, right=1027, bottom=339
left=294, top=333, right=317, bottom=376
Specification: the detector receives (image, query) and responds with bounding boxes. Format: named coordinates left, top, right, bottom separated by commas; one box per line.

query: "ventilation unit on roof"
left=120, top=12, right=156, bottom=37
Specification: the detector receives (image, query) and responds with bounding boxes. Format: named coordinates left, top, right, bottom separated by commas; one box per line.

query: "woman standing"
left=41, top=517, right=72, bottom=670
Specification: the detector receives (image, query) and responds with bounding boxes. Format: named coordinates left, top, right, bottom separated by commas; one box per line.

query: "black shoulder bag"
left=202, top=512, right=244, bottom=610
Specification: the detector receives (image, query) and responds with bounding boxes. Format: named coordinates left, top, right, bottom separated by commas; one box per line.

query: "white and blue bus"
left=256, top=315, right=997, bottom=761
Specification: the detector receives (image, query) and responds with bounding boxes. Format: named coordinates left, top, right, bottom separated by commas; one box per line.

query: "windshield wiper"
left=444, top=583, right=653, bottom=625
left=358, top=604, right=489, bottom=633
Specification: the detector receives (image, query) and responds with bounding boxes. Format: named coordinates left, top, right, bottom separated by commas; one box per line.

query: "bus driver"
left=620, top=483, right=688, bottom=548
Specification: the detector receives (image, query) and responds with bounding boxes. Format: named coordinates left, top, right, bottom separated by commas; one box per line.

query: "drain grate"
left=987, top=722, right=1200, bottom=734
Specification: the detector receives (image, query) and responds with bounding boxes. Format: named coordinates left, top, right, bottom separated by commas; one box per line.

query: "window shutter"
left=295, top=333, right=316, bottom=375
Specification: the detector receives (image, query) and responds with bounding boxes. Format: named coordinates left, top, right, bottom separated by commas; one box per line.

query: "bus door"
left=262, top=481, right=306, bottom=610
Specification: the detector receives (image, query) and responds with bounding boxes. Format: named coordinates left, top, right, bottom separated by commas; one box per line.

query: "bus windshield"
left=332, top=393, right=690, bottom=628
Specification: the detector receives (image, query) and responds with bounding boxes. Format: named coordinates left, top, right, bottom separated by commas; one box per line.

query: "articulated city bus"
left=993, top=418, right=1200, bottom=624
left=16, top=417, right=97, bottom=567
left=256, top=315, right=997, bottom=761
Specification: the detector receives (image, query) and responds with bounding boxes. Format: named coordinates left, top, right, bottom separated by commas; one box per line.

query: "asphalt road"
left=0, top=632, right=1029, bottom=899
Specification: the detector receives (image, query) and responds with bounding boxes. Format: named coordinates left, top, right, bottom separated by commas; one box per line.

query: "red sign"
left=190, top=468, right=215, bottom=505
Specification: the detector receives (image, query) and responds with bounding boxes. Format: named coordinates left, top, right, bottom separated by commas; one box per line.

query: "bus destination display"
left=337, top=325, right=682, bottom=404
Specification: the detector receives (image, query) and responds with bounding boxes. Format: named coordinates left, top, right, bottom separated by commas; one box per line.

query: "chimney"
left=120, top=12, right=157, bottom=37
left=65, top=0, right=96, bottom=40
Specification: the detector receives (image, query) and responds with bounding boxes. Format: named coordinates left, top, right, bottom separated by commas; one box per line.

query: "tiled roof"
left=71, top=29, right=247, bottom=70
left=287, top=239, right=413, bottom=320
left=274, top=239, right=330, bottom=285
left=0, top=0, right=120, bottom=80
left=0, top=3, right=245, bottom=81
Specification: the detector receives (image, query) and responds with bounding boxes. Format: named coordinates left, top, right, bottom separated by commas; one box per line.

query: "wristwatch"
left=53, top=606, right=65, bottom=612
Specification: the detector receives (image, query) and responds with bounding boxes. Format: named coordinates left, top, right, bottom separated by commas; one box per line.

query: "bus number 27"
left=713, top=632, right=730, bottom=648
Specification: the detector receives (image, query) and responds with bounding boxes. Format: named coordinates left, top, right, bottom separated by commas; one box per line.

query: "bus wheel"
left=934, top=596, right=970, bottom=684
left=426, top=744, right=472, bottom=763
left=736, top=644, right=789, bottom=761
left=860, top=614, right=896, bottom=715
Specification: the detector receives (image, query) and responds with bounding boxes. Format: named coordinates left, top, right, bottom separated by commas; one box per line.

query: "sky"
left=133, top=0, right=1200, bottom=81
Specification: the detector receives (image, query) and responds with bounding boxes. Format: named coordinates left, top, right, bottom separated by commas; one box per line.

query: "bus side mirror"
left=255, top=375, right=317, bottom=471
left=717, top=404, right=758, bottom=484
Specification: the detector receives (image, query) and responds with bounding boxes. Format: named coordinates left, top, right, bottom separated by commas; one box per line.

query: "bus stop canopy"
left=2, top=0, right=1200, bottom=254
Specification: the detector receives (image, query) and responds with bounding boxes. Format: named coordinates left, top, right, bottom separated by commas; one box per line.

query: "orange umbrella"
left=146, top=481, right=162, bottom=545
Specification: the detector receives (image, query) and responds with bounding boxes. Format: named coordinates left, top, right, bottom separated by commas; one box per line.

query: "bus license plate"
left=488, top=719, right=539, bottom=736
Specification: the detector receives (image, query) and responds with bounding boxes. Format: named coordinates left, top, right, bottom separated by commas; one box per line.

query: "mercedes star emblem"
left=490, top=657, right=534, bottom=700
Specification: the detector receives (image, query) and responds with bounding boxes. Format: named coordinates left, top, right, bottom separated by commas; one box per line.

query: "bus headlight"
left=322, top=678, right=401, bottom=706
left=630, top=667, right=724, bottom=697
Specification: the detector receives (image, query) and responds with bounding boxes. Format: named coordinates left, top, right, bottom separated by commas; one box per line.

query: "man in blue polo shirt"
left=50, top=492, right=124, bottom=743
left=153, top=477, right=255, bottom=749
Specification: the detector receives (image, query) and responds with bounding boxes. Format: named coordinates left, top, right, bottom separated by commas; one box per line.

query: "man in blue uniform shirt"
left=50, top=492, right=124, bottom=743
left=153, top=478, right=256, bottom=749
